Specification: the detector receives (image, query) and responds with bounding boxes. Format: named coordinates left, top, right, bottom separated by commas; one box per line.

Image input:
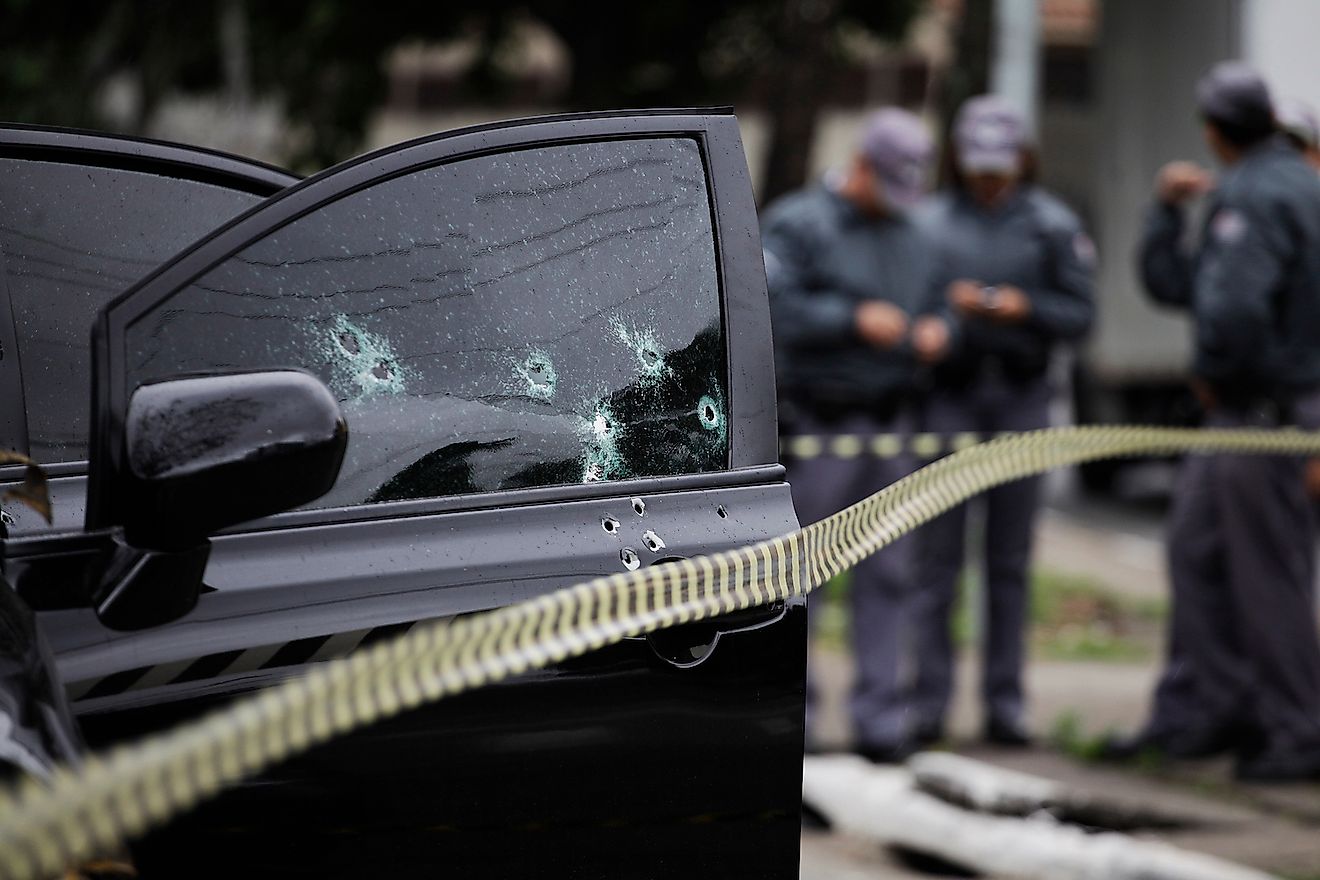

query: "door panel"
left=73, top=478, right=805, bottom=878
left=57, top=112, right=801, bottom=878
left=53, top=478, right=794, bottom=701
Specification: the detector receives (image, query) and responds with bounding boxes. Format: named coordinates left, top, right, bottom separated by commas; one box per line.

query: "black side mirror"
left=90, top=371, right=346, bottom=631
left=122, top=370, right=347, bottom=549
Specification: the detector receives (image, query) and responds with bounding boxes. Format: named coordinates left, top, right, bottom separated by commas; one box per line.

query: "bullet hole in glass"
left=602, top=515, right=620, bottom=535
left=621, top=547, right=641, bottom=571
left=716, top=505, right=728, bottom=519
left=516, top=350, right=557, bottom=402
left=578, top=401, right=626, bottom=484
left=611, top=317, right=670, bottom=383
left=642, top=529, right=667, bottom=552
left=697, top=394, right=723, bottom=432
left=323, top=315, right=406, bottom=398
left=631, top=497, right=646, bottom=516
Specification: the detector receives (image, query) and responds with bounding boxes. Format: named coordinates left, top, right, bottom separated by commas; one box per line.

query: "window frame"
left=0, top=244, right=27, bottom=455
left=87, top=110, right=779, bottom=532
left=0, top=125, right=299, bottom=471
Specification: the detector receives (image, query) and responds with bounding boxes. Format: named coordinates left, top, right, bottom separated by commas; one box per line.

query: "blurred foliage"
left=813, top=565, right=1165, bottom=664
left=0, top=0, right=919, bottom=183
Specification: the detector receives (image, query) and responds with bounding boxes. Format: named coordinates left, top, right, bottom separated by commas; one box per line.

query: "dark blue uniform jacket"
left=1140, top=138, right=1320, bottom=400
left=761, top=184, right=933, bottom=412
left=917, top=186, right=1094, bottom=386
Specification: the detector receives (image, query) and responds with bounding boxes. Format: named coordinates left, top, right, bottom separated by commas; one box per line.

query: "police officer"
left=911, top=95, right=1095, bottom=747
left=762, top=108, right=947, bottom=763
left=1275, top=98, right=1320, bottom=497
left=1114, top=62, right=1320, bottom=781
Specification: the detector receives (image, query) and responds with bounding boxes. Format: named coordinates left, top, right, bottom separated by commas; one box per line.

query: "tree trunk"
left=759, top=0, right=839, bottom=206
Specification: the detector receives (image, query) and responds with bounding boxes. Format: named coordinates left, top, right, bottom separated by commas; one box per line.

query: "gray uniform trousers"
left=789, top=409, right=915, bottom=751
left=912, top=373, right=1052, bottom=729
left=1147, top=407, right=1320, bottom=751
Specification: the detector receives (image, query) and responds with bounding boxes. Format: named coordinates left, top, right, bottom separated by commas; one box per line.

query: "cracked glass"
left=123, top=137, right=729, bottom=508
left=0, top=159, right=267, bottom=463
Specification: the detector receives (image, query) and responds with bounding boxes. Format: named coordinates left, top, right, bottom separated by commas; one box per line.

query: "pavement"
left=801, top=493, right=1320, bottom=879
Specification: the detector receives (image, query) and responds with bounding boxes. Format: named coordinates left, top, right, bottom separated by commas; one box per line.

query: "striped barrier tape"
left=4, top=424, right=1320, bottom=879
left=782, top=431, right=1008, bottom=460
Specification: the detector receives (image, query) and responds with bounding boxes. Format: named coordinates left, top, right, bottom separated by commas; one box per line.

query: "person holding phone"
left=910, top=95, right=1095, bottom=747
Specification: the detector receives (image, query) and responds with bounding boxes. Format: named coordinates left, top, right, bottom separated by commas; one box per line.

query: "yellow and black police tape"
left=3, top=424, right=1320, bottom=880
left=782, top=431, right=1002, bottom=460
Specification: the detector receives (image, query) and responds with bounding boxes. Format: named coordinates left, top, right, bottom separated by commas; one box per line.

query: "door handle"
left=642, top=556, right=787, bottom=667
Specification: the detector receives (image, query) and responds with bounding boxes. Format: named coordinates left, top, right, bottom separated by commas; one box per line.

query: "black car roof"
left=0, top=123, right=299, bottom=196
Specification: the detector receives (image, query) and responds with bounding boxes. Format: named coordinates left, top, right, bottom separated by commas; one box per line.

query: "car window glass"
left=122, top=137, right=728, bottom=509
left=0, top=158, right=266, bottom=463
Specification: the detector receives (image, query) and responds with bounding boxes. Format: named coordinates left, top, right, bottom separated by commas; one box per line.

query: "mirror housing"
left=121, top=370, right=347, bottom=551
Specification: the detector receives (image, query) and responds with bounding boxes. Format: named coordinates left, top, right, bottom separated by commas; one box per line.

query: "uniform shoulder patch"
left=1071, top=231, right=1097, bottom=267
left=1211, top=207, right=1249, bottom=244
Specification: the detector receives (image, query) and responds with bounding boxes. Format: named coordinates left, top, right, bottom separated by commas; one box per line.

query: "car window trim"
left=89, top=110, right=779, bottom=531
left=0, top=246, right=28, bottom=455
left=0, top=125, right=299, bottom=196
left=1, top=463, right=786, bottom=542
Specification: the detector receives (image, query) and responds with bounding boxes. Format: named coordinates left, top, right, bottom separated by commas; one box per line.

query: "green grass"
left=1029, top=568, right=1164, bottom=662
left=1049, top=709, right=1107, bottom=761
left=810, top=566, right=1166, bottom=664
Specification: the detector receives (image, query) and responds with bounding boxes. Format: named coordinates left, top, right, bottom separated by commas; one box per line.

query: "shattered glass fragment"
left=577, top=398, right=627, bottom=484
left=611, top=316, right=671, bottom=385
left=697, top=389, right=727, bottom=446
left=322, top=315, right=406, bottom=398
left=514, top=349, right=557, bottom=402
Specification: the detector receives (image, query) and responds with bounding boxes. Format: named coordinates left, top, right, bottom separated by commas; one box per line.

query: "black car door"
left=34, top=111, right=805, bottom=878
left=0, top=125, right=298, bottom=533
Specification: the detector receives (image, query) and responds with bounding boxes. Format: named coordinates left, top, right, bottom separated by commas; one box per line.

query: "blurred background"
left=5, top=0, right=1319, bottom=494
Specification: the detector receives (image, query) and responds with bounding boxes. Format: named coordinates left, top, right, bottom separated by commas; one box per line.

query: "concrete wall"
left=1243, top=0, right=1320, bottom=113
left=1085, top=0, right=1240, bottom=381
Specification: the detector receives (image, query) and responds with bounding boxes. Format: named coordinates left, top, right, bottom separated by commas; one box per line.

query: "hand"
left=1190, top=378, right=1218, bottom=411
left=855, top=300, right=909, bottom=349
left=988, top=284, right=1031, bottom=323
left=948, top=279, right=987, bottom=316
left=1156, top=161, right=1213, bottom=205
left=910, top=316, right=950, bottom=364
